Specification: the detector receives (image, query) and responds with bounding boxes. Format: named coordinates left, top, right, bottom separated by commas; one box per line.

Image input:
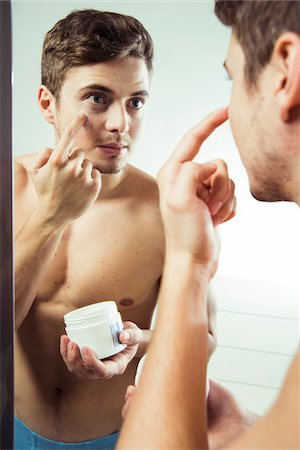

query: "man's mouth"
left=97, top=143, right=128, bottom=155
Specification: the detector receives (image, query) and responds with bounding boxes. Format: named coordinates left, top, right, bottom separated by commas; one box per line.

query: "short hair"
left=215, top=0, right=300, bottom=85
left=42, top=9, right=154, bottom=100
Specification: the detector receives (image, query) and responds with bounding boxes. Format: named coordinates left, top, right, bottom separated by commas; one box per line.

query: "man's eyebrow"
left=131, top=90, right=149, bottom=97
left=78, top=84, right=149, bottom=97
left=78, top=84, right=114, bottom=95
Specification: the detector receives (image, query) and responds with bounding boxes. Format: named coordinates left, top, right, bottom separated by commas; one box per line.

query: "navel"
left=53, top=387, right=63, bottom=401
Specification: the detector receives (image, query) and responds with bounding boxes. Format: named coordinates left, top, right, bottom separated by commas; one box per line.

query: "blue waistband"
left=14, top=416, right=119, bottom=450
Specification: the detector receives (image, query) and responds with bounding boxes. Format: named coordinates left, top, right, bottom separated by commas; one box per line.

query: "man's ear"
left=37, top=85, right=56, bottom=124
left=273, top=32, right=300, bottom=122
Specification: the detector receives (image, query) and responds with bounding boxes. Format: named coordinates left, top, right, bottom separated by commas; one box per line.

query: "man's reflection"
left=13, top=9, right=217, bottom=449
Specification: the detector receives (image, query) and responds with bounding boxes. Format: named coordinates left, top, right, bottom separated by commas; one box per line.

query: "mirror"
left=12, top=0, right=299, bottom=447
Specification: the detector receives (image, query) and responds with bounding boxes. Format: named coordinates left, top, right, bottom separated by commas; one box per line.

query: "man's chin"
left=250, top=186, right=289, bottom=203
left=94, top=162, right=126, bottom=175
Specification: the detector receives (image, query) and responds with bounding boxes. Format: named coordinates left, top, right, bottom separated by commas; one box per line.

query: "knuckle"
left=166, top=193, right=184, bottom=212
left=83, top=159, right=92, bottom=168
left=51, top=155, right=63, bottom=167
left=101, top=368, right=109, bottom=378
left=40, top=146, right=52, bottom=155
left=157, top=165, right=168, bottom=182
left=65, top=126, right=74, bottom=139
left=217, top=159, right=227, bottom=170
left=71, top=149, right=83, bottom=159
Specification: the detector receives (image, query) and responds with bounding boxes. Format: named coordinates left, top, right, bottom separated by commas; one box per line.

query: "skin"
left=117, top=29, right=300, bottom=450
left=121, top=380, right=259, bottom=450
left=14, top=56, right=229, bottom=442
left=14, top=57, right=164, bottom=442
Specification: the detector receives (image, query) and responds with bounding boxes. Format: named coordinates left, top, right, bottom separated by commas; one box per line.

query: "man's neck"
left=96, top=168, right=127, bottom=200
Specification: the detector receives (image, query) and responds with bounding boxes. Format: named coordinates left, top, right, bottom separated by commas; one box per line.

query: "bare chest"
left=34, top=210, right=163, bottom=322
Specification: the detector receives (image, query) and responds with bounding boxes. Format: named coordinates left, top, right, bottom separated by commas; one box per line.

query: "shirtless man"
left=13, top=9, right=163, bottom=449
left=13, top=8, right=230, bottom=449
left=117, top=1, right=300, bottom=448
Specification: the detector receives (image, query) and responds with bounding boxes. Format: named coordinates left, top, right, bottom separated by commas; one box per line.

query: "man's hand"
left=30, top=111, right=101, bottom=227
left=60, top=321, right=143, bottom=380
left=121, top=380, right=258, bottom=450
left=121, top=384, right=135, bottom=419
left=157, top=107, right=235, bottom=279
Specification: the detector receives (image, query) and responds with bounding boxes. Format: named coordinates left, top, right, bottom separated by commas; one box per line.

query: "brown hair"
left=42, top=9, right=154, bottom=99
left=215, top=0, right=300, bottom=85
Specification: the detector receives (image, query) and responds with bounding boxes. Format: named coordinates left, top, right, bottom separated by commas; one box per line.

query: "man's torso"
left=14, top=154, right=164, bottom=442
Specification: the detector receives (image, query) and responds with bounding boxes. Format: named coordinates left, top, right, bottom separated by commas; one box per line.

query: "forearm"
left=14, top=205, right=66, bottom=330
left=118, top=250, right=210, bottom=449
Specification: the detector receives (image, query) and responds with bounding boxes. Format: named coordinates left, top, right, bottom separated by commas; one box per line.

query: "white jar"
left=64, top=301, right=126, bottom=360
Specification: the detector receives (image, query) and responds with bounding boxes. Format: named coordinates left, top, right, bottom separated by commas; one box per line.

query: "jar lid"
left=64, top=301, right=117, bottom=323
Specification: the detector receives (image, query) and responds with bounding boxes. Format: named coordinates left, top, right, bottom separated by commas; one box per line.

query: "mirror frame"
left=0, top=0, right=14, bottom=448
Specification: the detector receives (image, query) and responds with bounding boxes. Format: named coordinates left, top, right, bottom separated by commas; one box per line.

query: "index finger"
left=171, top=107, right=228, bottom=164
left=53, top=111, right=87, bottom=159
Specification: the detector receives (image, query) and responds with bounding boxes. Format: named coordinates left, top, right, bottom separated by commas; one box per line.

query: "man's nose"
left=105, top=102, right=129, bottom=134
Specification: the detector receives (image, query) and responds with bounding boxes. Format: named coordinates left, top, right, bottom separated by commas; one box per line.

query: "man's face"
left=53, top=57, right=150, bottom=174
left=224, top=33, right=293, bottom=202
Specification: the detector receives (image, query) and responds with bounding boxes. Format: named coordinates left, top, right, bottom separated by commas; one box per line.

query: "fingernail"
left=210, top=201, right=222, bottom=216
left=123, top=331, right=131, bottom=341
left=79, top=109, right=88, bottom=119
left=68, top=342, right=74, bottom=351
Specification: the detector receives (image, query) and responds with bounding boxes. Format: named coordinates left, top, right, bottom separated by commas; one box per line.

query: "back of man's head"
left=41, top=9, right=154, bottom=101
left=215, top=0, right=300, bottom=86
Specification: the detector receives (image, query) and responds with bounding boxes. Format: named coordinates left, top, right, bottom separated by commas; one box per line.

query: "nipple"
left=119, top=298, right=134, bottom=307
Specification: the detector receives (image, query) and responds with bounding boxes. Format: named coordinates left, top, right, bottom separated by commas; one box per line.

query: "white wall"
left=12, top=0, right=299, bottom=413
left=12, top=0, right=299, bottom=284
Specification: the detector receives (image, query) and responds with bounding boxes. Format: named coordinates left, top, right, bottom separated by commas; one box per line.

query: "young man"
left=14, top=9, right=232, bottom=449
left=13, top=9, right=162, bottom=450
left=117, top=1, right=300, bottom=449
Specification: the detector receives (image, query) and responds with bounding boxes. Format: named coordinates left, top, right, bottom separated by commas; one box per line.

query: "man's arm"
left=118, top=254, right=211, bottom=449
left=14, top=112, right=101, bottom=331
left=117, top=107, right=233, bottom=449
left=14, top=158, right=66, bottom=330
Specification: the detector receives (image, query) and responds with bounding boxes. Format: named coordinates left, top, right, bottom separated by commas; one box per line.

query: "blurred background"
left=12, top=0, right=299, bottom=415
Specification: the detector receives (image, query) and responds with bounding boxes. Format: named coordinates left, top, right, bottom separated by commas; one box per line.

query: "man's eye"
left=128, top=98, right=144, bottom=109
left=88, top=94, right=105, bottom=104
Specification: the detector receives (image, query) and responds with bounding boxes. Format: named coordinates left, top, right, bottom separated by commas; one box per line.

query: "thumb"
left=33, top=147, right=54, bottom=172
left=119, top=327, right=143, bottom=345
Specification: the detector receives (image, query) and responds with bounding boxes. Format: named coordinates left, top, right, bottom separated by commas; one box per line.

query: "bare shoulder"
left=14, top=153, right=37, bottom=193
left=126, top=165, right=165, bottom=255
left=125, top=165, right=161, bottom=217
left=126, top=165, right=160, bottom=201
left=14, top=153, right=39, bottom=235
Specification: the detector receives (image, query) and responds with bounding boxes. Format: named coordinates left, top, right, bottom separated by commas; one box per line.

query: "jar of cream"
left=64, top=301, right=126, bottom=359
